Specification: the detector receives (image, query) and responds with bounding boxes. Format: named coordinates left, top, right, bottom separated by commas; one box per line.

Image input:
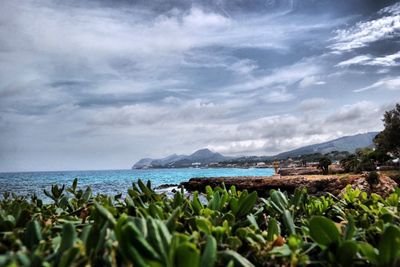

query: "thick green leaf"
left=282, top=210, right=295, bottom=235
left=378, top=225, right=400, bottom=267
left=237, top=191, right=257, bottom=217
left=138, top=179, right=153, bottom=197
left=247, top=214, right=259, bottom=230
left=119, top=236, right=148, bottom=267
left=58, top=223, right=76, bottom=253
left=270, top=190, right=289, bottom=213
left=82, top=187, right=92, bottom=202
left=58, top=247, right=80, bottom=267
left=292, top=188, right=306, bottom=209
left=147, top=218, right=168, bottom=263
left=174, top=242, right=200, bottom=267
left=200, top=235, right=217, bottom=267
left=230, top=198, right=239, bottom=215
left=72, top=178, right=78, bottom=191
left=219, top=250, right=255, bottom=267
left=337, top=240, right=358, bottom=266
left=269, top=244, right=292, bottom=257
left=24, top=220, right=42, bottom=250
left=196, top=217, right=212, bottom=235
left=358, top=243, right=379, bottom=265
left=344, top=216, right=356, bottom=240
left=94, top=201, right=116, bottom=226
left=192, top=192, right=203, bottom=214
left=309, top=216, right=340, bottom=247
left=267, top=217, right=280, bottom=241
left=166, top=207, right=181, bottom=231
left=122, top=222, right=160, bottom=261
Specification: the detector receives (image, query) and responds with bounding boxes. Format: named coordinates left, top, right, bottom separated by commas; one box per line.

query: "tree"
left=369, top=149, right=391, bottom=164
left=355, top=148, right=376, bottom=171
left=374, top=104, right=400, bottom=158
left=318, top=157, right=332, bottom=175
left=340, top=154, right=358, bottom=173
left=340, top=149, right=376, bottom=173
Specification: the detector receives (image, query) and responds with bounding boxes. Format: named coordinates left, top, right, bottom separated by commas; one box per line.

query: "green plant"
left=374, top=103, right=400, bottom=158
left=1, top=179, right=400, bottom=266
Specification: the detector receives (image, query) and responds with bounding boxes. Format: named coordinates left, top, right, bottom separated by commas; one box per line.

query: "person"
left=273, top=160, right=279, bottom=175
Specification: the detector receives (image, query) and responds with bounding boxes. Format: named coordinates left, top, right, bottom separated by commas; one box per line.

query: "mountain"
left=132, top=148, right=229, bottom=169
left=274, top=132, right=379, bottom=159
left=150, top=154, right=185, bottom=166
left=132, top=158, right=154, bottom=169
left=132, top=132, right=379, bottom=168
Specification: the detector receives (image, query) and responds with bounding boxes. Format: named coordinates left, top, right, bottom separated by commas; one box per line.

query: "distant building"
left=192, top=162, right=201, bottom=167
left=256, top=162, right=266, bottom=168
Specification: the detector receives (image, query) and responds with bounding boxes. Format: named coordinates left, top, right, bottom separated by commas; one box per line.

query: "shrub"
left=366, top=171, right=380, bottom=185
left=318, top=157, right=332, bottom=175
left=1, top=179, right=400, bottom=266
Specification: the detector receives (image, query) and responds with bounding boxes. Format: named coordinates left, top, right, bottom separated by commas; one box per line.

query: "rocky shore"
left=278, top=167, right=322, bottom=176
left=180, top=173, right=397, bottom=197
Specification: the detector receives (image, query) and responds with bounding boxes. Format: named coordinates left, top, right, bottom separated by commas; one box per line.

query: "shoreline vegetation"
left=1, top=177, right=400, bottom=266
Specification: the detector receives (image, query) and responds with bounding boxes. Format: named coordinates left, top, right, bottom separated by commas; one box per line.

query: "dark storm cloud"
left=0, top=0, right=399, bottom=171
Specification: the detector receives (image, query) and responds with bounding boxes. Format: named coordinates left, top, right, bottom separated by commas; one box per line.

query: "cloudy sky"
left=1, top=0, right=400, bottom=171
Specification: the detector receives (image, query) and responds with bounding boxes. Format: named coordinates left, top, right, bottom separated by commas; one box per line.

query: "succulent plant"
left=0, top=179, right=400, bottom=266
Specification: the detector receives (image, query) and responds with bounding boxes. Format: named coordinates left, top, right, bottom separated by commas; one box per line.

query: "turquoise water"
left=0, top=168, right=274, bottom=198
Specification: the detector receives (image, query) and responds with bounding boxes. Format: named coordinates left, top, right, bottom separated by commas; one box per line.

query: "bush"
left=318, top=157, right=332, bottom=175
left=1, top=179, right=400, bottom=266
left=366, top=171, right=380, bottom=185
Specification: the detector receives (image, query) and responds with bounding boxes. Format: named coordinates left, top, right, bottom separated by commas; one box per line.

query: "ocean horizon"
left=0, top=168, right=274, bottom=199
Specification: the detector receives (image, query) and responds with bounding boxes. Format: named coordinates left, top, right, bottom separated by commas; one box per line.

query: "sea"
left=0, top=168, right=274, bottom=200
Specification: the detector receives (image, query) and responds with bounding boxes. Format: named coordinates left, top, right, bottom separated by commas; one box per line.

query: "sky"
left=1, top=0, right=400, bottom=172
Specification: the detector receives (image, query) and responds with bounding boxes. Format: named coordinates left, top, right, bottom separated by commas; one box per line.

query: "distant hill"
left=132, top=148, right=230, bottom=169
left=274, top=132, right=379, bottom=159
left=132, top=132, right=379, bottom=168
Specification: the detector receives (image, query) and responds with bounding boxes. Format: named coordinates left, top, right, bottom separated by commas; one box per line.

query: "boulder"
left=341, top=174, right=397, bottom=197
left=181, top=174, right=397, bottom=197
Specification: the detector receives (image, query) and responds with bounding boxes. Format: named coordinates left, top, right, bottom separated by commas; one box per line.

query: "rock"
left=155, top=184, right=178, bottom=189
left=181, top=175, right=359, bottom=196
left=339, top=174, right=397, bottom=197
left=279, top=167, right=321, bottom=176
left=329, top=165, right=346, bottom=174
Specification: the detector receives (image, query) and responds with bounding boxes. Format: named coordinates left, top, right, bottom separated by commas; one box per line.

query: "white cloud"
left=257, top=87, right=295, bottom=103
left=228, top=59, right=258, bottom=75
left=330, top=3, right=400, bottom=52
left=208, top=100, right=386, bottom=156
left=336, top=55, right=371, bottom=67
left=298, top=76, right=326, bottom=88
left=0, top=0, right=397, bottom=171
left=379, top=2, right=400, bottom=16
left=369, top=52, right=400, bottom=67
left=354, top=76, right=400, bottom=92
left=327, top=101, right=377, bottom=123
left=298, top=97, right=328, bottom=111
left=337, top=52, right=400, bottom=67
left=227, top=58, right=322, bottom=92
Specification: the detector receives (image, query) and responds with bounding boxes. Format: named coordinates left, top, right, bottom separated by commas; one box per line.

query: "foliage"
left=318, top=157, right=332, bottom=175
left=366, top=171, right=380, bottom=185
left=1, top=179, right=400, bottom=266
left=374, top=103, right=400, bottom=158
left=340, top=154, right=359, bottom=173
left=340, top=148, right=379, bottom=173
